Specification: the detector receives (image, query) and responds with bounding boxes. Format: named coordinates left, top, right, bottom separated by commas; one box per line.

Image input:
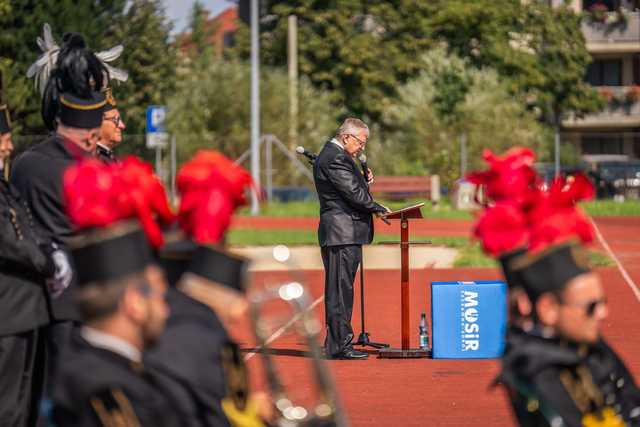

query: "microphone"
left=296, top=146, right=317, bottom=164
left=358, top=153, right=368, bottom=176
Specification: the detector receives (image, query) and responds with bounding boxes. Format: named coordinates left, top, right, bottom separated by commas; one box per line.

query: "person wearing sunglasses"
left=499, top=223, right=640, bottom=424
left=97, top=87, right=126, bottom=164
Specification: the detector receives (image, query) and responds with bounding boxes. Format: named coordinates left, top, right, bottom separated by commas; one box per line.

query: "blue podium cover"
left=431, top=280, right=507, bottom=359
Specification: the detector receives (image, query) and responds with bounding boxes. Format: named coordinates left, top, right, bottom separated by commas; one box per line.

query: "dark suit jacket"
left=313, top=141, right=386, bottom=247
left=11, top=134, right=89, bottom=321
left=0, top=179, right=53, bottom=335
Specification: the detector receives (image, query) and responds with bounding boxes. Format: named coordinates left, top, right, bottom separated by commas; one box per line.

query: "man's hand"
left=375, top=205, right=392, bottom=225
left=366, top=168, right=374, bottom=185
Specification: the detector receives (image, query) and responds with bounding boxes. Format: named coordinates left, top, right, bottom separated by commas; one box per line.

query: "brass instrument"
left=3, top=158, right=9, bottom=182
left=248, top=246, right=349, bottom=427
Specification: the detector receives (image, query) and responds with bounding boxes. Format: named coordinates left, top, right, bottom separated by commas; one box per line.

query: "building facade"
left=561, top=0, right=640, bottom=158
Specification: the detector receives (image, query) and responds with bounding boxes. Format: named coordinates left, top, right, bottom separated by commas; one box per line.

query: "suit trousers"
left=321, top=244, right=362, bottom=357
left=0, top=328, right=46, bottom=427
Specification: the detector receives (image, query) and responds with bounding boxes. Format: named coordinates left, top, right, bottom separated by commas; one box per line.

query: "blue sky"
left=162, top=0, right=235, bottom=34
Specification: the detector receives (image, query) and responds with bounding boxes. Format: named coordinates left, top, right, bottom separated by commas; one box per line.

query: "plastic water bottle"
left=419, top=312, right=429, bottom=350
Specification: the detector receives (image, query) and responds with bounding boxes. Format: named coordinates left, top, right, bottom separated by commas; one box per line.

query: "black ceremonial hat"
left=158, top=238, right=198, bottom=287
left=70, top=221, right=153, bottom=286
left=498, top=248, right=526, bottom=288
left=102, top=86, right=117, bottom=112
left=511, top=241, right=591, bottom=301
left=188, top=245, right=250, bottom=293
left=0, top=71, right=10, bottom=134
left=59, top=91, right=106, bottom=129
left=0, top=104, right=10, bottom=134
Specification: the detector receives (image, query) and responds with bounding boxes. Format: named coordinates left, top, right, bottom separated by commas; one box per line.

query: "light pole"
left=250, top=0, right=261, bottom=215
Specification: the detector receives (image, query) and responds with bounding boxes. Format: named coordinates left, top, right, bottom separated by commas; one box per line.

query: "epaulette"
left=89, top=388, right=142, bottom=427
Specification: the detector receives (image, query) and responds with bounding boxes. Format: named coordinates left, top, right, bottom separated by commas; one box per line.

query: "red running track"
left=229, top=217, right=640, bottom=426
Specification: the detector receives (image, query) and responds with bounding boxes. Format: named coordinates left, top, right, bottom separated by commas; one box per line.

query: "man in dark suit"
left=313, top=118, right=389, bottom=360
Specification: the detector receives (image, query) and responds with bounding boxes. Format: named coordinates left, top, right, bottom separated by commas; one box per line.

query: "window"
left=586, top=59, right=623, bottom=86
left=582, top=134, right=625, bottom=154
left=223, top=31, right=235, bottom=48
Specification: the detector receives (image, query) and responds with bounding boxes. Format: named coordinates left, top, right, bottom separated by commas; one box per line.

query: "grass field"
left=238, top=199, right=640, bottom=218
left=238, top=199, right=473, bottom=219
left=227, top=229, right=613, bottom=267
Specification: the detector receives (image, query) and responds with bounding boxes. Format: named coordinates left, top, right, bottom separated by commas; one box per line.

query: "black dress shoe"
left=335, top=349, right=369, bottom=360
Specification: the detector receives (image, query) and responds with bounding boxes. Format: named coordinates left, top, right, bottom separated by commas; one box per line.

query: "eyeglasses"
left=349, top=134, right=367, bottom=146
left=103, top=115, right=123, bottom=127
left=561, top=297, right=607, bottom=317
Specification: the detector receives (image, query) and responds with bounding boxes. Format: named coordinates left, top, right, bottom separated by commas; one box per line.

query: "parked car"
left=588, top=160, right=640, bottom=200
left=536, top=156, right=640, bottom=200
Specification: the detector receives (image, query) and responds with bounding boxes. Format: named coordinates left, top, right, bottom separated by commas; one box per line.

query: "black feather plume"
left=41, top=32, right=108, bottom=130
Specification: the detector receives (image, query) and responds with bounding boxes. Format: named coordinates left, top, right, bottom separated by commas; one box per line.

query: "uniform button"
left=616, top=378, right=624, bottom=388
left=527, top=399, right=539, bottom=412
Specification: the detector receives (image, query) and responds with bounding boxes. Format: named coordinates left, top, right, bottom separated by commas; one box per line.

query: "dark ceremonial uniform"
left=148, top=242, right=264, bottom=427
left=498, top=326, right=640, bottom=427
left=52, top=330, right=189, bottom=427
left=0, top=174, right=54, bottom=427
left=145, top=287, right=233, bottom=427
left=97, top=143, right=117, bottom=164
left=313, top=139, right=386, bottom=357
left=11, top=135, right=87, bottom=383
left=11, top=90, right=106, bottom=396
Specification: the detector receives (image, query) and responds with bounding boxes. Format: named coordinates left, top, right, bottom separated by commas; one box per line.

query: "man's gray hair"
left=336, top=117, right=369, bottom=138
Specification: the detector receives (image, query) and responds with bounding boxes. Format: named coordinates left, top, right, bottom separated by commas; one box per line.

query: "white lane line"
left=244, top=295, right=325, bottom=362
left=591, top=218, right=640, bottom=303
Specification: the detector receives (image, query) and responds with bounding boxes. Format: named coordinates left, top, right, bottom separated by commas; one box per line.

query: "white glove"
left=46, top=250, right=73, bottom=298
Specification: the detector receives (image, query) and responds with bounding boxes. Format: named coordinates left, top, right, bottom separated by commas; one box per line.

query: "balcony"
left=582, top=11, right=640, bottom=53
left=563, top=86, right=640, bottom=129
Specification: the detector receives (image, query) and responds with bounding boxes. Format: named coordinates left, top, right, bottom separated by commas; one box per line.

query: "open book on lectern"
left=381, top=202, right=425, bottom=220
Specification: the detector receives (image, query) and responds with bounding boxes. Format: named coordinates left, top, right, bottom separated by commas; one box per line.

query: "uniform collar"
left=330, top=137, right=344, bottom=150
left=57, top=134, right=92, bottom=160
left=81, top=327, right=142, bottom=363
left=97, top=142, right=112, bottom=154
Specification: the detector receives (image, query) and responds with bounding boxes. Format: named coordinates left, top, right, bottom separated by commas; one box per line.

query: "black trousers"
left=0, top=328, right=46, bottom=427
left=321, top=244, right=361, bottom=357
left=43, top=321, right=75, bottom=395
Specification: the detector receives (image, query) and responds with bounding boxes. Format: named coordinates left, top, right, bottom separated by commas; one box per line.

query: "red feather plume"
left=473, top=201, right=529, bottom=257
left=467, top=147, right=538, bottom=207
left=176, top=150, right=253, bottom=245
left=64, top=156, right=175, bottom=248
left=527, top=173, right=595, bottom=252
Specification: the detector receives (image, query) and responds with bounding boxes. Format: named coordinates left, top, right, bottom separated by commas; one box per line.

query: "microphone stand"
left=354, top=255, right=388, bottom=349
left=354, top=156, right=389, bottom=350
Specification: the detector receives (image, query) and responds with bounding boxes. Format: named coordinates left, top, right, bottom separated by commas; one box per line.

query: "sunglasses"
left=561, top=297, right=607, bottom=317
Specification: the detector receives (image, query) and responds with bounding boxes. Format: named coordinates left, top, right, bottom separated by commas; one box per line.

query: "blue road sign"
left=146, top=106, right=167, bottom=133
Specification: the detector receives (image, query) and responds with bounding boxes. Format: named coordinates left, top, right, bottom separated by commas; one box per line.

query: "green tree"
left=106, top=0, right=176, bottom=157
left=426, top=0, right=603, bottom=122
left=233, top=0, right=435, bottom=125
left=384, top=48, right=548, bottom=186
left=0, top=0, right=127, bottom=137
left=166, top=59, right=341, bottom=183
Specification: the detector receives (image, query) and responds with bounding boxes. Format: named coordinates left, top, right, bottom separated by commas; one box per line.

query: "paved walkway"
left=230, top=245, right=458, bottom=271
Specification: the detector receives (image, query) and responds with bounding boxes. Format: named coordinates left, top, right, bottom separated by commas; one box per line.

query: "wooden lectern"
left=378, top=202, right=430, bottom=359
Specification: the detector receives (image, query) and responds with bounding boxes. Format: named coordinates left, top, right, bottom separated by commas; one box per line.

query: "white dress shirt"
left=81, top=326, right=142, bottom=363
